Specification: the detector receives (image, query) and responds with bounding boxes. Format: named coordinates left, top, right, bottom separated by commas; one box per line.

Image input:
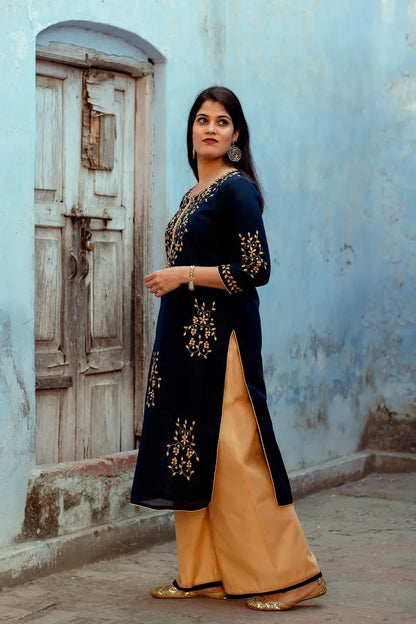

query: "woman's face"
left=192, top=100, right=239, bottom=162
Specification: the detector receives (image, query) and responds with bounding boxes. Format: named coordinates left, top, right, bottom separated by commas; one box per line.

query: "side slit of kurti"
left=230, top=330, right=281, bottom=507
left=174, top=331, right=321, bottom=597
left=207, top=328, right=283, bottom=508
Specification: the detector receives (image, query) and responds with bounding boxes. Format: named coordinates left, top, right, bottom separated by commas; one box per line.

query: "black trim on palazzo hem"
left=225, top=571, right=323, bottom=599
left=173, top=579, right=223, bottom=592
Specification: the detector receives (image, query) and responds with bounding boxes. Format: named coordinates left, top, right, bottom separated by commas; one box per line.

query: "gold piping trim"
left=129, top=501, right=209, bottom=513
left=231, top=330, right=286, bottom=508
left=208, top=330, right=285, bottom=508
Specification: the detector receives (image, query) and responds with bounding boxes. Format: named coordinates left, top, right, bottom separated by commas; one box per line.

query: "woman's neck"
left=194, top=158, right=235, bottom=192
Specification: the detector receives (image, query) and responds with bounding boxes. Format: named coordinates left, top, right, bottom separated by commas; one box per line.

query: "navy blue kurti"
left=131, top=170, right=292, bottom=510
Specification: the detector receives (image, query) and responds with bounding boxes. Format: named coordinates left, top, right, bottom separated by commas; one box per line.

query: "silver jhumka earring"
left=227, top=142, right=242, bottom=162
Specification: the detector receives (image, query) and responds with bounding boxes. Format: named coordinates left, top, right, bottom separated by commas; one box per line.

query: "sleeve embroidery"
left=239, top=230, right=268, bottom=278
left=219, top=264, right=243, bottom=294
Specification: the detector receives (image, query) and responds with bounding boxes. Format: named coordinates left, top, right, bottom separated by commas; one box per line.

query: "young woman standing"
left=131, top=86, right=326, bottom=611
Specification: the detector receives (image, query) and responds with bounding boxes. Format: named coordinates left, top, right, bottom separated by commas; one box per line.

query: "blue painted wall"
left=224, top=0, right=416, bottom=468
left=0, top=0, right=414, bottom=546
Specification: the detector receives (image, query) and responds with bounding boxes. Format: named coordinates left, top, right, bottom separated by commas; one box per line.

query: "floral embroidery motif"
left=166, top=418, right=199, bottom=480
left=165, top=170, right=240, bottom=267
left=145, top=351, right=162, bottom=408
left=239, top=230, right=268, bottom=278
left=219, top=264, right=243, bottom=294
left=165, top=193, right=197, bottom=268
left=183, top=299, right=217, bottom=358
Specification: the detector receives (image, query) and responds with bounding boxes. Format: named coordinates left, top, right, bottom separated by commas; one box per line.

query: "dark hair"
left=186, top=86, right=264, bottom=211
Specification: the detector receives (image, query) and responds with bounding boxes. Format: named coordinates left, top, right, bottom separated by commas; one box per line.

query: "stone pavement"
left=0, top=472, right=415, bottom=624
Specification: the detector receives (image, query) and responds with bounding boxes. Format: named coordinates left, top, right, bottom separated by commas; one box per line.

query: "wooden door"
left=35, top=60, right=136, bottom=463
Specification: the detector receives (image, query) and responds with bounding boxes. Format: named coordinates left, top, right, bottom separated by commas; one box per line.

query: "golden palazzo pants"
left=174, top=332, right=321, bottom=597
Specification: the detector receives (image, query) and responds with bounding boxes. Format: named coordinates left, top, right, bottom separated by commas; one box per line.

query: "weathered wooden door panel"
left=35, top=60, right=136, bottom=463
left=35, top=61, right=80, bottom=464
left=85, top=373, right=121, bottom=457
left=76, top=70, right=135, bottom=459
left=34, top=228, right=64, bottom=357
left=89, top=232, right=123, bottom=349
left=35, top=75, right=63, bottom=204
left=36, top=391, right=61, bottom=464
left=35, top=387, right=75, bottom=464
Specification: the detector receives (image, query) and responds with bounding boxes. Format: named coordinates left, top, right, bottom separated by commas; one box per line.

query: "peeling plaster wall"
left=0, top=0, right=415, bottom=548
left=361, top=1, right=416, bottom=430
left=223, top=0, right=416, bottom=470
left=0, top=2, right=37, bottom=548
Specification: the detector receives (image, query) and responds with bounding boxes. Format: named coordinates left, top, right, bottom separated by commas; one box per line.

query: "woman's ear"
left=233, top=129, right=240, bottom=143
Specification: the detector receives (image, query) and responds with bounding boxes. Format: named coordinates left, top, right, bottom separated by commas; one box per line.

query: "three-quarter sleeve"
left=218, top=175, right=271, bottom=294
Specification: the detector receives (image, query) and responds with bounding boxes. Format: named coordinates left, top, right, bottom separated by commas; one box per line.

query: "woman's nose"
left=205, top=121, right=216, bottom=133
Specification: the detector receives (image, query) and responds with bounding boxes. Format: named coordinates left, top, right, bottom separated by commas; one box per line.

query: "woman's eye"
left=197, top=117, right=207, bottom=124
left=218, top=119, right=229, bottom=126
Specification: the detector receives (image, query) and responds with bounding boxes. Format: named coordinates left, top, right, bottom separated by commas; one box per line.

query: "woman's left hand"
left=144, top=266, right=188, bottom=297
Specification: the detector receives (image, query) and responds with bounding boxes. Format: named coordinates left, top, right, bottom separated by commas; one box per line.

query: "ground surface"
left=0, top=472, right=415, bottom=624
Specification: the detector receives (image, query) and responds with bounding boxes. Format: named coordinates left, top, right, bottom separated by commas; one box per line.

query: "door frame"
left=36, top=40, right=154, bottom=444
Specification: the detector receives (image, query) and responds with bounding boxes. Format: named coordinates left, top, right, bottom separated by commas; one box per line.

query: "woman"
left=131, top=86, right=326, bottom=611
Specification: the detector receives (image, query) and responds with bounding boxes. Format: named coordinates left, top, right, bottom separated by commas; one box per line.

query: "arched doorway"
left=34, top=22, right=157, bottom=463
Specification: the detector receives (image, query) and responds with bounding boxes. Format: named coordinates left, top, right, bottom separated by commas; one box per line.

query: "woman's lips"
left=203, top=139, right=218, bottom=144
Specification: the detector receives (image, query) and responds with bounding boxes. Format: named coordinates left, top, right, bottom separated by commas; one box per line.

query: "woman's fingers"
left=144, top=267, right=184, bottom=296
left=145, top=275, right=165, bottom=296
left=144, top=272, right=160, bottom=292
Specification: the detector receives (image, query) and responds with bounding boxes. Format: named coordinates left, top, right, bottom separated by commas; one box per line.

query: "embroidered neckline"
left=165, top=170, right=241, bottom=267
left=185, top=169, right=241, bottom=202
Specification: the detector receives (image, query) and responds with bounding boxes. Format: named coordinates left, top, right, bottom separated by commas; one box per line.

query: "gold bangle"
left=188, top=265, right=195, bottom=291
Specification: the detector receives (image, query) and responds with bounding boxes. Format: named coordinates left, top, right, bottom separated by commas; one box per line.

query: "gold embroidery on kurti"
left=219, top=264, right=243, bottom=294
left=165, top=193, right=195, bottom=268
left=239, top=230, right=268, bottom=278
left=145, top=351, right=162, bottom=408
left=184, top=299, right=217, bottom=358
left=165, top=170, right=240, bottom=267
left=166, top=418, right=199, bottom=480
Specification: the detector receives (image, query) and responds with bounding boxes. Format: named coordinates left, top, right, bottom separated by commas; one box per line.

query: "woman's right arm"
left=217, top=176, right=271, bottom=294
left=145, top=265, right=226, bottom=297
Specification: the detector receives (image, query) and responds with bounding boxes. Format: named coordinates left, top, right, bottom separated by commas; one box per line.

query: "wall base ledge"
left=0, top=509, right=174, bottom=589
left=290, top=449, right=416, bottom=498
left=1, top=449, right=414, bottom=589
